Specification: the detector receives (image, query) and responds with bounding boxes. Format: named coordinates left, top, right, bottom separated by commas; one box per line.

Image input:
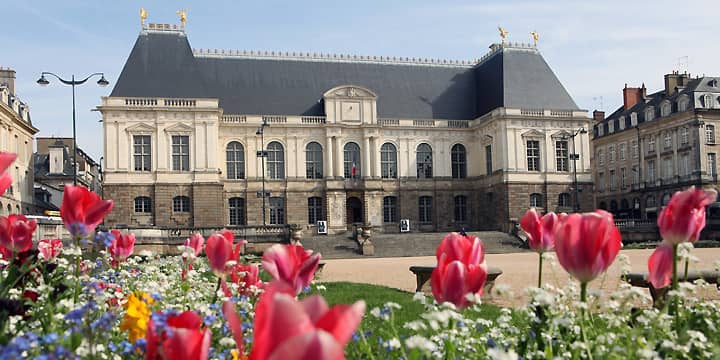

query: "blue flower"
left=487, top=337, right=496, bottom=348
left=95, top=231, right=115, bottom=247
left=69, top=223, right=87, bottom=237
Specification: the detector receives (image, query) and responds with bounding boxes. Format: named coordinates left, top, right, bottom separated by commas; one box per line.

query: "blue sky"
left=3, top=0, right=718, bottom=160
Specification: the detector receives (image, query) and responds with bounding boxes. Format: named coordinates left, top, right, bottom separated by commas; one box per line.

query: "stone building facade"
left=0, top=68, right=38, bottom=215
left=592, top=72, right=720, bottom=219
left=99, top=23, right=592, bottom=233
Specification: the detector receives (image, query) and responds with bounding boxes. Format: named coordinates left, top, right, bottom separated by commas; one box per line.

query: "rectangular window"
left=597, top=173, right=604, bottom=191
left=620, top=168, right=626, bottom=188
left=609, top=170, right=616, bottom=190
left=172, top=135, right=190, bottom=171
left=555, top=140, right=568, bottom=172
left=307, top=197, right=323, bottom=224
left=619, top=144, right=626, bottom=161
left=648, top=160, right=656, bottom=182
left=647, top=136, right=655, bottom=154
left=485, top=145, right=493, bottom=175
left=418, top=196, right=432, bottom=224
left=454, top=196, right=467, bottom=222
left=133, top=135, right=151, bottom=171
left=708, top=153, right=717, bottom=178
left=664, top=132, right=672, bottom=149
left=632, top=166, right=639, bottom=184
left=663, top=158, right=673, bottom=179
left=383, top=196, right=398, bottom=223
left=229, top=198, right=245, bottom=226
left=609, top=145, right=616, bottom=162
left=598, top=150, right=604, bottom=166
left=631, top=140, right=638, bottom=159
left=172, top=196, right=190, bottom=212
left=269, top=197, right=285, bottom=225
left=680, top=153, right=690, bottom=176
left=680, top=127, right=689, bottom=146
left=526, top=140, right=540, bottom=171
left=707, top=125, right=716, bottom=144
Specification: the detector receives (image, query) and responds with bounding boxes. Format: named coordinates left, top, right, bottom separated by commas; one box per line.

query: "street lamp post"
left=256, top=119, right=270, bottom=226
left=566, top=128, right=588, bottom=212
left=37, top=72, right=109, bottom=186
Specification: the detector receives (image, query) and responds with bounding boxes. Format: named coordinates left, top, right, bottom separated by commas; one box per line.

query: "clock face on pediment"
left=341, top=101, right=361, bottom=122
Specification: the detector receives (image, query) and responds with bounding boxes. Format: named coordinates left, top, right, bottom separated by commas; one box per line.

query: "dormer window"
left=645, top=107, right=655, bottom=121
left=619, top=116, right=626, bottom=130
left=660, top=102, right=671, bottom=117
left=704, top=94, right=714, bottom=108
left=678, top=97, right=689, bottom=112
left=630, top=112, right=638, bottom=127
left=608, top=120, right=615, bottom=133
left=710, top=79, right=718, bottom=88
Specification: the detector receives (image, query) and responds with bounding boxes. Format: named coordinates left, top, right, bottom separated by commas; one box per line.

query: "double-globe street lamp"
left=37, top=72, right=109, bottom=186
left=256, top=119, right=270, bottom=226
left=563, top=127, right=588, bottom=212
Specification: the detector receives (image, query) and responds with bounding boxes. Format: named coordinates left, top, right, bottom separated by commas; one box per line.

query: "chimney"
left=678, top=72, right=690, bottom=87
left=622, top=83, right=643, bottom=110
left=0, top=68, right=16, bottom=95
left=593, top=110, right=605, bottom=122
left=665, top=71, right=680, bottom=96
left=48, top=143, right=65, bottom=174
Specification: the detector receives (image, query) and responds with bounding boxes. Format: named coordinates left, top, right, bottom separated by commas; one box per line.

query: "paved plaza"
left=318, top=248, right=720, bottom=307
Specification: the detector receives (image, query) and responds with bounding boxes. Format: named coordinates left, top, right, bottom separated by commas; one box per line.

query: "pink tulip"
left=0, top=152, right=16, bottom=195
left=520, top=209, right=558, bottom=253
left=224, top=281, right=364, bottom=360
left=61, top=185, right=113, bottom=237
left=658, top=187, right=717, bottom=245
left=648, top=242, right=674, bottom=289
left=262, top=244, right=321, bottom=295
left=205, top=230, right=234, bottom=274
left=0, top=214, right=38, bottom=253
left=184, top=233, right=205, bottom=256
left=108, top=230, right=135, bottom=265
left=554, top=210, right=622, bottom=284
left=146, top=310, right=211, bottom=360
left=229, top=263, right=263, bottom=296
left=38, top=239, right=63, bottom=260
left=430, top=233, right=487, bottom=309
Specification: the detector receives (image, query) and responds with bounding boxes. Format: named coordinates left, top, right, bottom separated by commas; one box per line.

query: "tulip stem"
left=212, top=277, right=222, bottom=304
left=538, top=253, right=543, bottom=288
left=684, top=258, right=689, bottom=281
left=672, top=244, right=678, bottom=291
left=73, top=236, right=83, bottom=304
left=580, top=282, right=587, bottom=303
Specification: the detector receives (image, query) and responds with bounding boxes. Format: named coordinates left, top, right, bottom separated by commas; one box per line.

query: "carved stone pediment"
left=521, top=129, right=545, bottom=138
left=125, top=123, right=156, bottom=133
left=551, top=130, right=572, bottom=139
left=164, top=123, right=194, bottom=134
left=323, top=85, right=377, bottom=99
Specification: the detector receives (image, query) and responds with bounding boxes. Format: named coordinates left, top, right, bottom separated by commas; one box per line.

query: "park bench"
left=409, top=265, right=503, bottom=295
left=623, top=270, right=720, bottom=307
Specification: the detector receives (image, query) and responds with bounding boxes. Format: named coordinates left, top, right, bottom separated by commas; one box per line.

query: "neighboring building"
left=0, top=68, right=39, bottom=215
left=98, top=22, right=592, bottom=233
left=34, top=137, right=102, bottom=212
left=592, top=72, right=720, bottom=219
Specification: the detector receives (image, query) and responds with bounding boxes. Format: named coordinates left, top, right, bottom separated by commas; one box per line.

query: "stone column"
left=336, top=137, right=344, bottom=178
left=373, top=137, right=381, bottom=178
left=325, top=136, right=333, bottom=179
left=363, top=136, right=371, bottom=178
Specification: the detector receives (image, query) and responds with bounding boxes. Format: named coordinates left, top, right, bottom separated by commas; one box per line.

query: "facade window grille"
left=307, top=196, right=323, bottom=224
left=416, top=143, right=433, bottom=178
left=305, top=142, right=323, bottom=179
left=228, top=197, right=245, bottom=225
left=269, top=197, right=285, bottom=225
left=344, top=142, right=361, bottom=178
left=383, top=196, right=398, bottom=223
left=453, top=195, right=467, bottom=222
left=380, top=143, right=397, bottom=179
left=226, top=141, right=245, bottom=180
left=267, top=141, right=285, bottom=179
left=529, top=193, right=543, bottom=208
left=451, top=144, right=467, bottom=178
left=172, top=196, right=190, bottom=213
left=134, top=196, right=152, bottom=213
left=706, top=125, right=716, bottom=144
left=526, top=140, right=540, bottom=171
left=555, top=140, right=568, bottom=172
left=418, top=196, right=432, bottom=223
left=171, top=135, right=190, bottom=171
left=133, top=135, right=151, bottom=171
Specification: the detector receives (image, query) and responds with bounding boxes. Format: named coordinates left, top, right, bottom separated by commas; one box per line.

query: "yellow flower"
left=119, top=292, right=154, bottom=343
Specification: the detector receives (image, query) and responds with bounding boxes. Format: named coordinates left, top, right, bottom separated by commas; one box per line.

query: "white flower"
left=412, top=292, right=426, bottom=304
left=405, top=335, right=437, bottom=353
left=487, top=348, right=519, bottom=360
left=385, top=338, right=401, bottom=350
left=385, top=302, right=401, bottom=310
left=219, top=337, right=236, bottom=347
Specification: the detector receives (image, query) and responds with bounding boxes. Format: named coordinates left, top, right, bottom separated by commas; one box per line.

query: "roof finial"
left=177, top=9, right=187, bottom=28
left=498, top=26, right=508, bottom=44
left=530, top=31, right=539, bottom=47
left=140, top=7, right=147, bottom=28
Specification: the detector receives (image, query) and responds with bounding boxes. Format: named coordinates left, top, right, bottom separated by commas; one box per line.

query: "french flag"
left=351, top=162, right=357, bottom=178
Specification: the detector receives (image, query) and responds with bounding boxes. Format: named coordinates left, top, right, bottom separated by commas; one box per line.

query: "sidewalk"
left=318, top=248, right=720, bottom=307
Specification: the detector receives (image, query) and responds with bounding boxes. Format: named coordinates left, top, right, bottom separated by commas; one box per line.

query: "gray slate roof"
left=111, top=31, right=579, bottom=120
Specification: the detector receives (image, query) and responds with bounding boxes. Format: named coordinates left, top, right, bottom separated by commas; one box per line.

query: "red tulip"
left=658, top=187, right=717, bottom=245
left=520, top=209, right=558, bottom=253
left=430, top=233, right=487, bottom=309
left=229, top=263, right=263, bottom=295
left=648, top=242, right=674, bottom=289
left=146, top=310, right=211, bottom=360
left=108, top=230, right=135, bottom=265
left=206, top=230, right=234, bottom=274
left=262, top=244, right=321, bottom=295
left=554, top=210, right=622, bottom=283
left=184, top=233, right=205, bottom=256
left=60, top=185, right=113, bottom=237
left=38, top=239, right=63, bottom=260
left=0, top=214, right=37, bottom=253
left=0, top=152, right=16, bottom=195
left=234, top=281, right=364, bottom=360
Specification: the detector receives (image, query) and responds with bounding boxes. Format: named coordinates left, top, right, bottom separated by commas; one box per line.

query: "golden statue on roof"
left=531, top=31, right=539, bottom=46
left=498, top=26, right=508, bottom=44
left=177, top=9, right=187, bottom=27
left=140, top=8, right=147, bottom=27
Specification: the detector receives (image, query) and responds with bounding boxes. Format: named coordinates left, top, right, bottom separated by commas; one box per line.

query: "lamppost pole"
left=257, top=120, right=269, bottom=226
left=37, top=72, right=109, bottom=186
left=568, top=127, right=587, bottom=212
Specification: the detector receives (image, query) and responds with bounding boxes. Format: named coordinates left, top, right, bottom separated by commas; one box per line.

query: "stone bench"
left=624, top=270, right=720, bottom=307
left=409, top=265, right=503, bottom=295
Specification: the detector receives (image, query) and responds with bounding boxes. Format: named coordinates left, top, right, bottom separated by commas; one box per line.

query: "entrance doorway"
left=346, top=196, right=363, bottom=225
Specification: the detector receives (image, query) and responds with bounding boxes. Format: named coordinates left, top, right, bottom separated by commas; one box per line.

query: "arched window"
left=678, top=97, right=689, bottom=112
left=598, top=201, right=607, bottom=210
left=134, top=196, right=152, bottom=213
left=454, top=195, right=467, bottom=222
left=380, top=143, right=397, bottom=179
left=383, top=196, right=398, bottom=223
left=661, top=193, right=671, bottom=206
left=305, top=142, right=323, bottom=179
left=704, top=94, right=714, bottom=108
left=307, top=197, right=323, bottom=224
left=621, top=199, right=629, bottom=210
left=418, top=196, right=433, bottom=223
left=610, top=200, right=618, bottom=212
left=267, top=142, right=285, bottom=179
left=172, top=196, right=190, bottom=213
left=343, top=142, right=361, bottom=178
left=558, top=193, right=571, bottom=207
left=451, top=144, right=467, bottom=179
left=645, top=107, right=655, bottom=121
left=229, top=197, right=245, bottom=225
left=416, top=143, right=433, bottom=179
left=529, top=193, right=543, bottom=208
left=226, top=142, right=245, bottom=180
left=660, top=102, right=672, bottom=117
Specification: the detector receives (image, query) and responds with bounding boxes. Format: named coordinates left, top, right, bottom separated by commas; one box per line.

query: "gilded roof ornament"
left=140, top=8, right=147, bottom=27
left=177, top=9, right=187, bottom=27
left=530, top=31, right=539, bottom=47
left=498, top=26, right=508, bottom=44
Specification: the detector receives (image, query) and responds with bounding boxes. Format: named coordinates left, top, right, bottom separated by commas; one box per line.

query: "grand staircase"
left=302, top=231, right=526, bottom=259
